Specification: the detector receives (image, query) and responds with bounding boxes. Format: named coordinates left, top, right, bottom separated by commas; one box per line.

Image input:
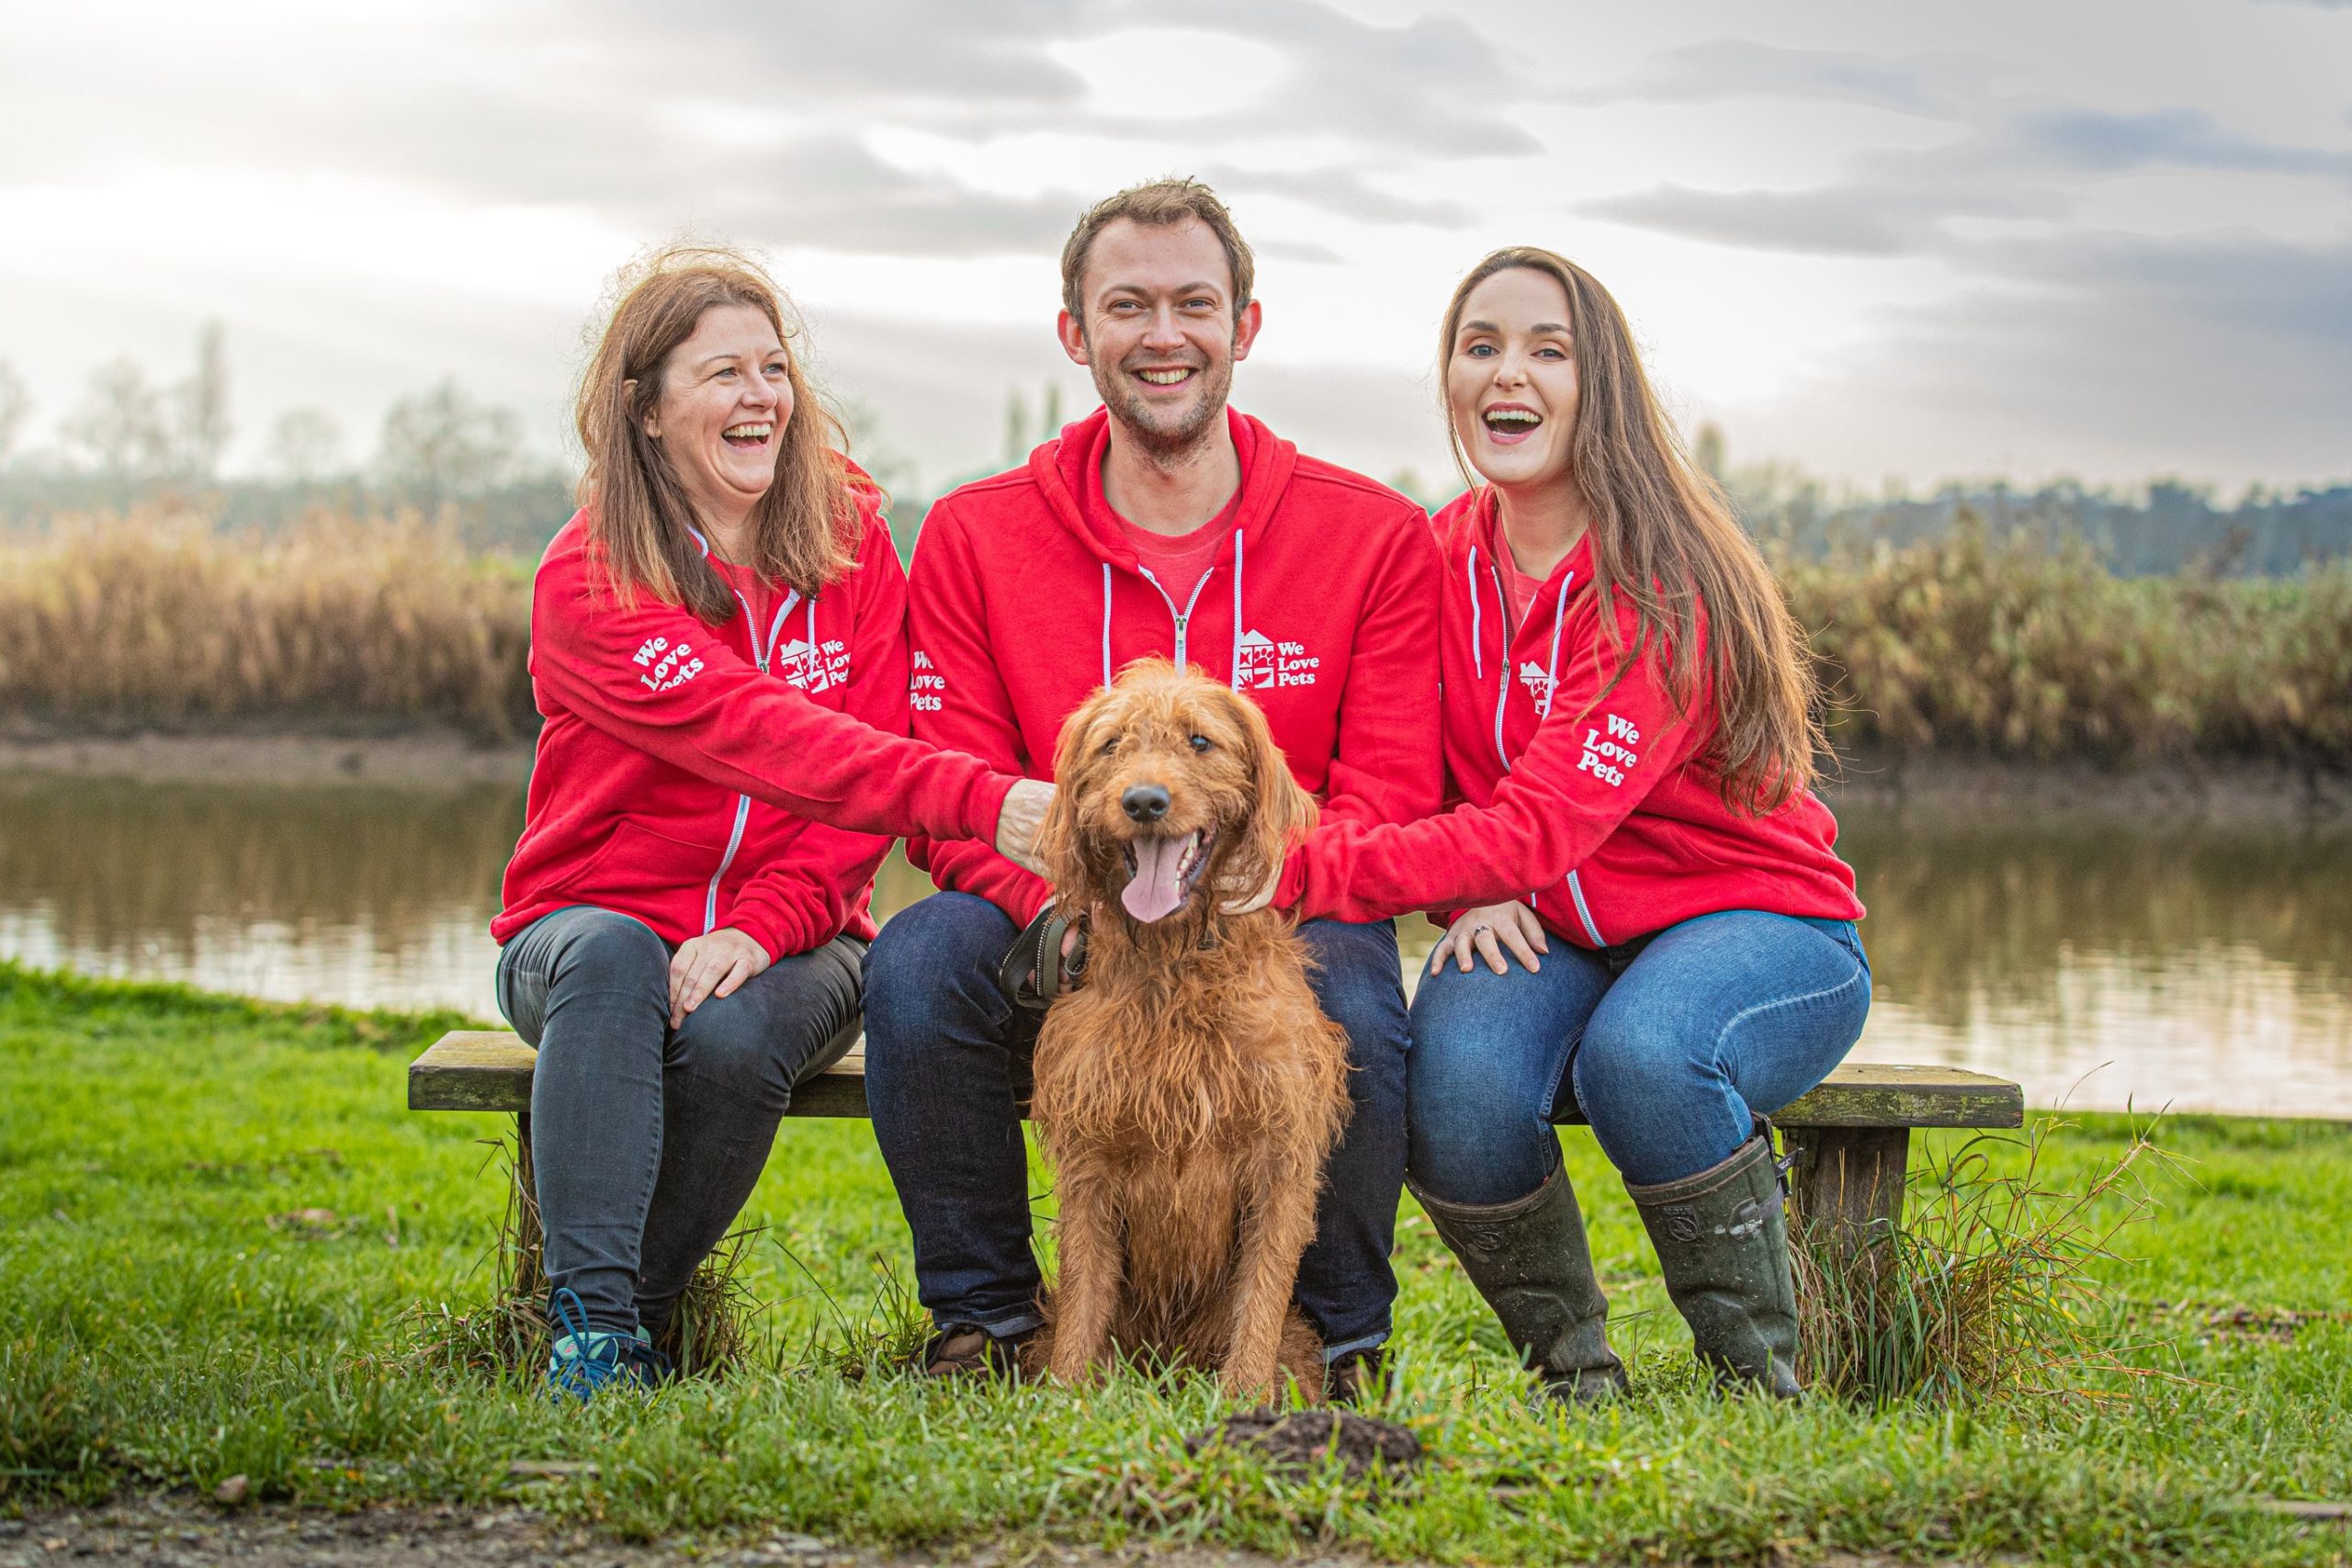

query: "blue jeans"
left=863, top=891, right=1410, bottom=1360
left=1408, top=910, right=1871, bottom=1201
left=495, top=905, right=864, bottom=1336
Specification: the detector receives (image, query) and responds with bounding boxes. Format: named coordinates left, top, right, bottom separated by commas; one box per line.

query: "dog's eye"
left=1100, top=736, right=1120, bottom=756
left=1189, top=734, right=1212, bottom=752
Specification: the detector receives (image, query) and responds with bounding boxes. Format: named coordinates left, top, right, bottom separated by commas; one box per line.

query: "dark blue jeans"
left=495, top=905, right=864, bottom=1336
left=863, top=891, right=1410, bottom=1360
left=1408, top=910, right=1871, bottom=1201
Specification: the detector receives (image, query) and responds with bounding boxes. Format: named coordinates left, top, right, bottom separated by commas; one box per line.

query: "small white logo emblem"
left=1235, top=629, right=1320, bottom=690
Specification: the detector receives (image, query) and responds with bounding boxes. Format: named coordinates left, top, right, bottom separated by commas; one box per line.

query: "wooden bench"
left=410, top=1027, right=2023, bottom=1271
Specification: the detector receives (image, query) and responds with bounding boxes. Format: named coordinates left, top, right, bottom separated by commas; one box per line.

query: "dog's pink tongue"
left=1121, top=835, right=1189, bottom=923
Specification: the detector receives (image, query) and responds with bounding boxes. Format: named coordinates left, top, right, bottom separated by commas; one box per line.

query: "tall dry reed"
left=0, top=508, right=535, bottom=739
left=1786, top=514, right=2352, bottom=766
left=3, top=507, right=2346, bottom=767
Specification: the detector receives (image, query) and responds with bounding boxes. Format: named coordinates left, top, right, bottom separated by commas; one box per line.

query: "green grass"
left=5, top=962, right=2351, bottom=1564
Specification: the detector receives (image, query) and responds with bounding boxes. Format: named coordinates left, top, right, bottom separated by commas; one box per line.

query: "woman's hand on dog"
left=669, top=926, right=773, bottom=1026
left=995, top=778, right=1057, bottom=874
left=1429, top=901, right=1548, bottom=976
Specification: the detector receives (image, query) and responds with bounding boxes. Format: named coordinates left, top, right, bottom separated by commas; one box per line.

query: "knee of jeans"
left=1573, top=1012, right=1710, bottom=1114
left=1297, top=922, right=1406, bottom=1064
left=665, top=1000, right=797, bottom=1104
left=863, top=894, right=1012, bottom=1055
left=551, top=909, right=671, bottom=995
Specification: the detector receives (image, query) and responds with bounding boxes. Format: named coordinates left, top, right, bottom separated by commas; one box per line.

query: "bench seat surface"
left=408, top=1030, right=2023, bottom=1129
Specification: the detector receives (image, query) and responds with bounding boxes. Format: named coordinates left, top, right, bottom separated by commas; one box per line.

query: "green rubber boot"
left=1626, top=1134, right=1803, bottom=1398
left=1412, top=1165, right=1628, bottom=1405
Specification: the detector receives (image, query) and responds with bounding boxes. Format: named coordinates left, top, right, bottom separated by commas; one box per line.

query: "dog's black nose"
left=1121, top=784, right=1170, bottom=823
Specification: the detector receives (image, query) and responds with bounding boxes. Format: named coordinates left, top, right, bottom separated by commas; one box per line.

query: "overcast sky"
left=3, top=0, right=2346, bottom=494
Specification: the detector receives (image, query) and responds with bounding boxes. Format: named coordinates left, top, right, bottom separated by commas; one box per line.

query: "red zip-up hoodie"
left=907, top=406, right=1443, bottom=925
left=1279, top=487, right=1862, bottom=947
left=495, top=484, right=1013, bottom=958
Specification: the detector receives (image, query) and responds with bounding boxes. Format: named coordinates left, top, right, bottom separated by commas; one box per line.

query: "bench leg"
left=510, top=1111, right=545, bottom=1307
left=1785, top=1125, right=1907, bottom=1290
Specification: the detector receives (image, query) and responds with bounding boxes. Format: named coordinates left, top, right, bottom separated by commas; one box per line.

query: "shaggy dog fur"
left=1026, top=660, right=1351, bottom=1403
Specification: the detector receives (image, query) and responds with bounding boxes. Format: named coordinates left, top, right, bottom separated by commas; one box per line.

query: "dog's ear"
left=1227, top=684, right=1317, bottom=896
left=1034, top=686, right=1110, bottom=906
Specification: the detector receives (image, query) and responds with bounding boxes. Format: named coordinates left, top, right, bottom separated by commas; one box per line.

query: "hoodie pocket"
left=557, top=819, right=723, bottom=911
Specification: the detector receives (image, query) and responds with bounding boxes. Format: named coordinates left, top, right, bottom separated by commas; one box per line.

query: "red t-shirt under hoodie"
left=905, top=405, right=1445, bottom=926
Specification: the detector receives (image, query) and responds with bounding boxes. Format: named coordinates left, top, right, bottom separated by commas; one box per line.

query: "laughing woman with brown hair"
left=492, top=246, right=1049, bottom=1399
left=1269, top=248, right=1868, bottom=1402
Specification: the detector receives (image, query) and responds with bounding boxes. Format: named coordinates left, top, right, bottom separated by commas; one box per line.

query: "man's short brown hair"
left=1059, top=177, right=1256, bottom=320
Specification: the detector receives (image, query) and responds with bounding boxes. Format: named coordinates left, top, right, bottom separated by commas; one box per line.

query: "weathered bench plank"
left=409, top=1031, right=2022, bottom=1131
left=410, top=1030, right=2020, bottom=1279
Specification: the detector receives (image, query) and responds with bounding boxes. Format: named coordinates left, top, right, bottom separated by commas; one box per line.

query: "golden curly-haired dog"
left=1028, top=660, right=1351, bottom=1403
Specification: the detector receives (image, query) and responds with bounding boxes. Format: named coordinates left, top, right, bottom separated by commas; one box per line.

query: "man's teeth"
left=1137, top=369, right=1193, bottom=385
left=722, top=423, right=773, bottom=440
left=1485, top=409, right=1541, bottom=427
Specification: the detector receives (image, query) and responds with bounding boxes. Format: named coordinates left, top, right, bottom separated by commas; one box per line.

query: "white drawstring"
left=1228, top=528, right=1246, bottom=688
left=1100, top=563, right=1114, bottom=691
left=1466, top=546, right=1484, bottom=681
left=1540, top=574, right=1571, bottom=718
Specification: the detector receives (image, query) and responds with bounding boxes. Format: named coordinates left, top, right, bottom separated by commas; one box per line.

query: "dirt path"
left=0, top=1497, right=1385, bottom=1568
left=0, top=1497, right=1957, bottom=1568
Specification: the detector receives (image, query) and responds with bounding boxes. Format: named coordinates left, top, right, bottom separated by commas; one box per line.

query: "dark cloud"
left=1579, top=38, right=2000, bottom=118
left=1201, top=165, right=1474, bottom=229
left=1582, top=96, right=2352, bottom=258
left=1758, top=231, right=2352, bottom=480
left=0, top=0, right=1498, bottom=252
left=2015, top=107, right=2352, bottom=178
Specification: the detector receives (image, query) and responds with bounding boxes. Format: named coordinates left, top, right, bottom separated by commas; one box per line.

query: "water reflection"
left=2, top=773, right=2346, bottom=1118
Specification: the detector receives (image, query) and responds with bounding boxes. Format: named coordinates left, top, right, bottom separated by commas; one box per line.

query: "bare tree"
left=267, top=407, right=345, bottom=484
left=62, top=360, right=173, bottom=480
left=170, top=321, right=232, bottom=480
left=377, top=379, right=523, bottom=513
left=0, top=359, right=28, bottom=468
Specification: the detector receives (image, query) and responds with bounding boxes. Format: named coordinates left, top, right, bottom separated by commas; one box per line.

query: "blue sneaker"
left=546, top=1287, right=673, bottom=1402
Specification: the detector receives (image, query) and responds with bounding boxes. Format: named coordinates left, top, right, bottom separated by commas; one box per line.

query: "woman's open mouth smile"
left=1481, top=403, right=1543, bottom=447
left=721, top=422, right=773, bottom=451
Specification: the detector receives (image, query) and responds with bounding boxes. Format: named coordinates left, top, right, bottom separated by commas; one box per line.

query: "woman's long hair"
left=575, top=243, right=860, bottom=618
left=1439, top=246, right=1824, bottom=813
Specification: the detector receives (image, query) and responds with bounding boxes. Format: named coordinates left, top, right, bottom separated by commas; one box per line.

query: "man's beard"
left=1092, top=351, right=1233, bottom=468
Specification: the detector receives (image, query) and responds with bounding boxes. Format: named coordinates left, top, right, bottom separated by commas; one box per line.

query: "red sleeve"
left=1283, top=607, right=1702, bottom=923
left=530, top=532, right=1012, bottom=847
left=1320, top=506, right=1443, bottom=833
left=901, top=497, right=1056, bottom=926
left=726, top=515, right=908, bottom=961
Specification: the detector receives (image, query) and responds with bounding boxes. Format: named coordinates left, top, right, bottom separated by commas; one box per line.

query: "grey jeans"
left=494, top=905, right=863, bottom=1336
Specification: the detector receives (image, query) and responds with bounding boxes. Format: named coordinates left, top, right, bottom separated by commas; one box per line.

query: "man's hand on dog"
left=995, top=778, right=1057, bottom=874
left=1429, top=900, right=1548, bottom=976
left=669, top=926, right=772, bottom=1026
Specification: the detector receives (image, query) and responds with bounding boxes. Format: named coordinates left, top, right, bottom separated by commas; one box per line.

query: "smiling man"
left=860, top=178, right=1442, bottom=1399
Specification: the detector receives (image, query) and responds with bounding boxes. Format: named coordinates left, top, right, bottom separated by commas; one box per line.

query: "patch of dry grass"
left=0, top=508, right=534, bottom=739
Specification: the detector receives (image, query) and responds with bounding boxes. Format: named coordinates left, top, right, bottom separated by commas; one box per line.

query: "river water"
left=4, top=772, right=2348, bottom=1120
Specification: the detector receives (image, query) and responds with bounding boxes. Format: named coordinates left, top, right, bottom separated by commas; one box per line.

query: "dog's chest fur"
left=1030, top=920, right=1346, bottom=1159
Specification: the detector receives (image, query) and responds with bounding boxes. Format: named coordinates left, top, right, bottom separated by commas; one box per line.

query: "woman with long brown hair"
left=1268, top=248, right=1868, bottom=1401
left=493, top=244, right=1048, bottom=1399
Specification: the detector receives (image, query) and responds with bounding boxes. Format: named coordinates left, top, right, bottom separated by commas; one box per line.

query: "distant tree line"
left=1, top=343, right=2344, bottom=578
left=0, top=325, right=572, bottom=554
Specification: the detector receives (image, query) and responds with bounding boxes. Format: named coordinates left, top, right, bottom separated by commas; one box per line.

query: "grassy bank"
left=5, top=963, right=2351, bottom=1563
left=5, top=510, right=2350, bottom=770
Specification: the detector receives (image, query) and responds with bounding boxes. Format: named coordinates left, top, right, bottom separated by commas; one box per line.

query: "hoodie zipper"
left=1133, top=564, right=1216, bottom=672
left=704, top=584, right=803, bottom=934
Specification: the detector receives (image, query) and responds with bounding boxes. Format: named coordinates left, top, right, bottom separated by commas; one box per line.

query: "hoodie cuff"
left=727, top=906, right=793, bottom=967
left=1275, top=845, right=1310, bottom=913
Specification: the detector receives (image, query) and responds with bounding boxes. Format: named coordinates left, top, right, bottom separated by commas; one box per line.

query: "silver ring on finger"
left=1472, top=923, right=1490, bottom=937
